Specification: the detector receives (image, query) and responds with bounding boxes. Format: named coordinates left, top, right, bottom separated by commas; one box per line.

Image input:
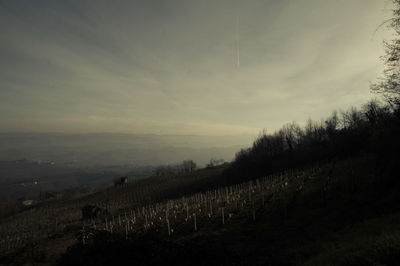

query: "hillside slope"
left=1, top=153, right=399, bottom=265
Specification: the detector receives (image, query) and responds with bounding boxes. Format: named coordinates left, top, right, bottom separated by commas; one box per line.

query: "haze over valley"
left=0, top=132, right=252, bottom=166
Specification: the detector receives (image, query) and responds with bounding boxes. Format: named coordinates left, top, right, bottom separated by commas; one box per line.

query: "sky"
left=0, top=0, right=394, bottom=136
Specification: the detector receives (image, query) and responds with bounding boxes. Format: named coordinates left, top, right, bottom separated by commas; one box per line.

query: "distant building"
left=114, top=176, right=128, bottom=186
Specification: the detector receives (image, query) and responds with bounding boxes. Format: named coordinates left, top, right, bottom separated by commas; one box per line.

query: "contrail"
left=236, top=14, right=240, bottom=68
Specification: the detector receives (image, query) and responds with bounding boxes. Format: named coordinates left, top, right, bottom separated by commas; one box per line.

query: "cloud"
left=0, top=0, right=393, bottom=135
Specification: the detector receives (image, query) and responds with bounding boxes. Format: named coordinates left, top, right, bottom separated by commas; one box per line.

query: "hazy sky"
left=0, top=0, right=393, bottom=136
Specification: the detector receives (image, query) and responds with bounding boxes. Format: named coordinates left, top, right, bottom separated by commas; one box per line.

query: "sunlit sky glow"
left=0, top=0, right=393, bottom=136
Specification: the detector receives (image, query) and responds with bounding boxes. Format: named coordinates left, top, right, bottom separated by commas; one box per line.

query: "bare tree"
left=182, top=160, right=196, bottom=173
left=207, top=158, right=225, bottom=168
left=372, top=0, right=400, bottom=107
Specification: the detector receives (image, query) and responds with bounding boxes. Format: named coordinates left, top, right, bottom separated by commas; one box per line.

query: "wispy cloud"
left=0, top=0, right=393, bottom=135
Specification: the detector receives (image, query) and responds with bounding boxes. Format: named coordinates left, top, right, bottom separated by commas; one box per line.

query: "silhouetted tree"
left=182, top=160, right=196, bottom=173
left=155, top=160, right=196, bottom=176
left=207, top=158, right=225, bottom=168
left=372, top=0, right=400, bottom=107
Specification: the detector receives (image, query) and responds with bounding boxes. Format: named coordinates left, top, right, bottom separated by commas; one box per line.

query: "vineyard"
left=1, top=154, right=400, bottom=265
left=0, top=161, right=318, bottom=256
left=78, top=167, right=316, bottom=240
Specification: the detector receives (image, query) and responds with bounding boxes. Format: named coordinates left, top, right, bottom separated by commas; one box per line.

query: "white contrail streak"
left=236, top=14, right=240, bottom=68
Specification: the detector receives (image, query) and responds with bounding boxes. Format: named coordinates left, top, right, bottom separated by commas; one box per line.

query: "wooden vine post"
left=194, top=213, right=197, bottom=231
left=221, top=207, right=225, bottom=225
